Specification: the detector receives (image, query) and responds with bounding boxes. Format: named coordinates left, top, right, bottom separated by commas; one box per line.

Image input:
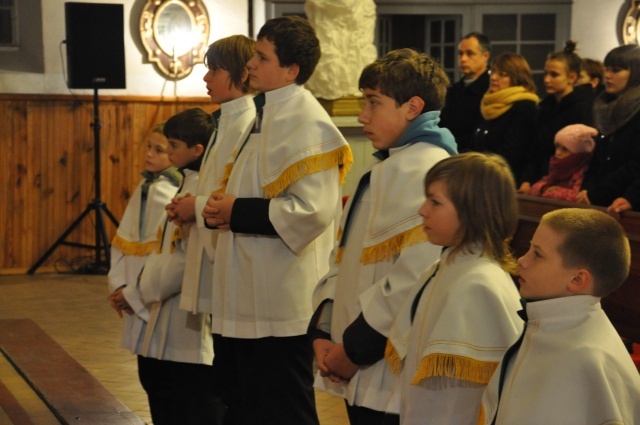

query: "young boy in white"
left=162, top=35, right=256, bottom=316
left=386, top=153, right=523, bottom=425
left=135, top=108, right=220, bottom=424
left=478, top=208, right=640, bottom=425
left=108, top=125, right=180, bottom=351
left=310, top=49, right=457, bottom=425
left=202, top=16, right=353, bottom=425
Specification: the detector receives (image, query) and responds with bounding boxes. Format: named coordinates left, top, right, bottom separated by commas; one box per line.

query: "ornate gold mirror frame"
left=140, top=0, right=210, bottom=80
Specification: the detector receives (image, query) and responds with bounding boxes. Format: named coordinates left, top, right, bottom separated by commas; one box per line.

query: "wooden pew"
left=513, top=195, right=640, bottom=343
left=0, top=319, right=144, bottom=425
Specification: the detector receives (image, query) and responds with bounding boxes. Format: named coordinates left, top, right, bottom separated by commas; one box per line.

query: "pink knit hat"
left=554, top=124, right=597, bottom=154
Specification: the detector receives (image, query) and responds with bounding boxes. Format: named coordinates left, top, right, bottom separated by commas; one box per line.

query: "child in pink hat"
left=529, top=124, right=597, bottom=201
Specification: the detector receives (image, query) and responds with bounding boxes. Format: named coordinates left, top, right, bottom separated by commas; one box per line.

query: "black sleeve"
left=307, top=299, right=333, bottom=342
left=342, top=313, right=387, bottom=366
left=229, top=198, right=278, bottom=235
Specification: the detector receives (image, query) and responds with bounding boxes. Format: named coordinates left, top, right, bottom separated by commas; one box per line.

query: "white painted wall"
left=0, top=0, right=631, bottom=95
left=0, top=0, right=248, bottom=96
left=571, top=0, right=625, bottom=62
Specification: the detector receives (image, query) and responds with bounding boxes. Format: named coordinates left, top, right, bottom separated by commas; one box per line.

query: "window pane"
left=483, top=15, right=517, bottom=41
left=521, top=43, right=556, bottom=70
left=521, top=14, right=555, bottom=41
left=491, top=44, right=518, bottom=57
left=431, top=21, right=441, bottom=43
left=444, top=20, right=456, bottom=43
left=391, top=15, right=426, bottom=51
left=443, top=46, right=455, bottom=69
left=430, top=46, right=441, bottom=62
left=0, top=9, right=12, bottom=45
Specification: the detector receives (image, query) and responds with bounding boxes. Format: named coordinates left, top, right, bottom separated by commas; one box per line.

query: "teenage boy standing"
left=203, top=16, right=353, bottom=425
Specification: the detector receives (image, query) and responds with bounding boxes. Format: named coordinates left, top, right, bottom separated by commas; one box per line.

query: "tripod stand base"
left=27, top=199, right=119, bottom=275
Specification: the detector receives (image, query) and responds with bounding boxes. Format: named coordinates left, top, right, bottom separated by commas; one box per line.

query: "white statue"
left=304, top=0, right=378, bottom=100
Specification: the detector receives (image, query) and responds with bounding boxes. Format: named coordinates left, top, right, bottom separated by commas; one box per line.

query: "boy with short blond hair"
left=311, top=48, right=457, bottom=424
left=479, top=207, right=640, bottom=425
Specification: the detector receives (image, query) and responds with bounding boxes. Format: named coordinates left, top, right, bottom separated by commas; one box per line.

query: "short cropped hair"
left=491, top=52, right=537, bottom=93
left=163, top=108, right=215, bottom=149
left=257, top=16, right=320, bottom=85
left=547, top=40, right=582, bottom=76
left=603, top=45, right=640, bottom=90
left=424, top=152, right=519, bottom=273
left=542, top=208, right=631, bottom=297
left=205, top=35, right=255, bottom=93
left=358, top=48, right=450, bottom=113
left=463, top=32, right=491, bottom=53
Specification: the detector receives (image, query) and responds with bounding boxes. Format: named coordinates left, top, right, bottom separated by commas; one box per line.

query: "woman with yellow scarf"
left=471, top=53, right=539, bottom=184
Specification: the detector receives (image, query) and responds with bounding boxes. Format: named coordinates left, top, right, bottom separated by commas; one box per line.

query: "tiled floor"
left=0, top=273, right=349, bottom=425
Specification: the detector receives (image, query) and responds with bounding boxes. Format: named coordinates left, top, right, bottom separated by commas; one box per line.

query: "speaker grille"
left=65, top=2, right=126, bottom=89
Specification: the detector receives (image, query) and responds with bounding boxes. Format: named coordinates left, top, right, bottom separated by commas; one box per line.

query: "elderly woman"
left=470, top=52, right=539, bottom=184
left=576, top=45, right=640, bottom=218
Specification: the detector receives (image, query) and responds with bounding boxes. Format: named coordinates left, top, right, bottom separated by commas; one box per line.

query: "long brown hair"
left=424, top=152, right=519, bottom=274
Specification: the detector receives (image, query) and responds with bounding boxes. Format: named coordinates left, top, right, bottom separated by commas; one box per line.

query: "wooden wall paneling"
left=15, top=100, right=30, bottom=272
left=0, top=95, right=218, bottom=274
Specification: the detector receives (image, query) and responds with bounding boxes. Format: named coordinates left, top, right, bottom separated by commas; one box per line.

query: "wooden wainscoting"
left=0, top=94, right=217, bottom=274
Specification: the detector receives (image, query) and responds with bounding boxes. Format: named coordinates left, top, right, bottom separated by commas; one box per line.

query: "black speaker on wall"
left=65, top=2, right=126, bottom=89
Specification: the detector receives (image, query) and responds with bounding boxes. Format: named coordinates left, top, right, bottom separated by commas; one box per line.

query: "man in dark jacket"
left=439, top=32, right=491, bottom=151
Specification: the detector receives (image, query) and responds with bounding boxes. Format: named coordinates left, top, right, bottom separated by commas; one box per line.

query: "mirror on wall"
left=140, top=0, right=210, bottom=80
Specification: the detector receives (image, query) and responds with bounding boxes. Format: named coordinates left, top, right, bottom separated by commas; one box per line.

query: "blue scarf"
left=373, top=111, right=458, bottom=160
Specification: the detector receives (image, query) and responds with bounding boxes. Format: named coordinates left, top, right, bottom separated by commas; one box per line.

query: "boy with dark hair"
left=479, top=208, right=640, bottom=425
left=202, top=16, right=353, bottom=425
left=114, top=108, right=219, bottom=424
left=311, top=48, right=457, bottom=425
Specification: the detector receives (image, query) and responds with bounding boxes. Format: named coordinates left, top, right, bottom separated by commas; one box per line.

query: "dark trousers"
left=138, top=355, right=226, bottom=425
left=211, top=334, right=319, bottom=425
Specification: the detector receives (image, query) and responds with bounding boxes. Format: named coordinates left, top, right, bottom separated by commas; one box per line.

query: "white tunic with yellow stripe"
left=386, top=249, right=522, bottom=424
left=211, top=83, right=353, bottom=338
left=137, top=169, right=213, bottom=364
left=312, top=142, right=447, bottom=412
left=108, top=173, right=179, bottom=353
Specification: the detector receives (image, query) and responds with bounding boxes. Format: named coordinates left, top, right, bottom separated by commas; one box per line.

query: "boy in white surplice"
left=310, top=48, right=458, bottom=425
left=479, top=208, right=640, bottom=425
left=202, top=16, right=353, bottom=425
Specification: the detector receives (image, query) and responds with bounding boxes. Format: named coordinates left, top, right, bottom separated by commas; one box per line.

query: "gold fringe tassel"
left=410, top=354, right=499, bottom=386
left=360, top=225, right=427, bottom=265
left=262, top=145, right=354, bottom=199
left=476, top=405, right=486, bottom=425
left=384, top=340, right=402, bottom=374
left=112, top=234, right=158, bottom=256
